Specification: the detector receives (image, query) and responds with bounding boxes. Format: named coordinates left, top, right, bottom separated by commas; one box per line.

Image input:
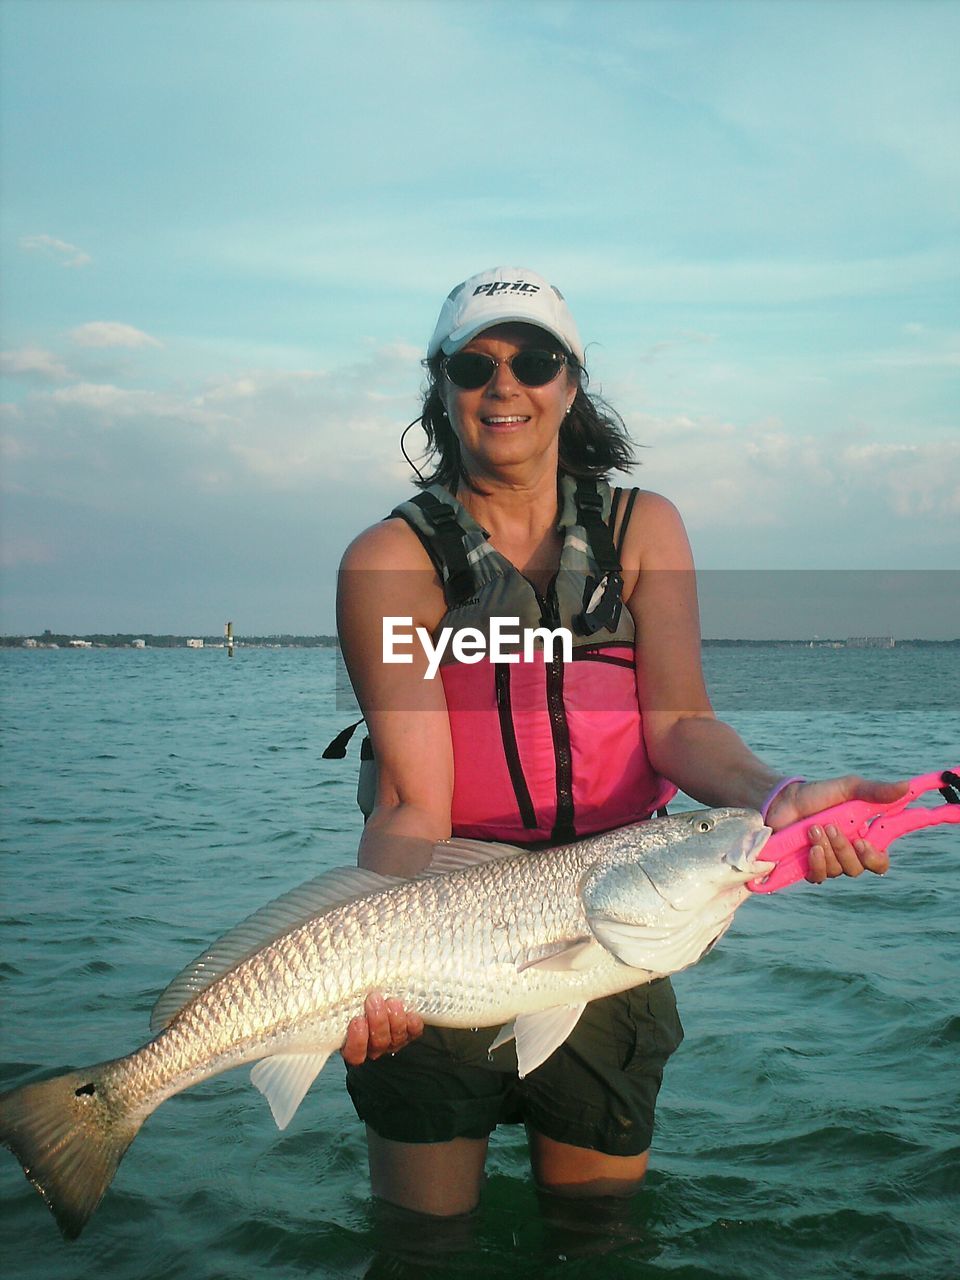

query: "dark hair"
left=403, top=352, right=637, bottom=490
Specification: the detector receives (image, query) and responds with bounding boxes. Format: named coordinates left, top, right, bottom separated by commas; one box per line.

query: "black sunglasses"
left=441, top=349, right=570, bottom=391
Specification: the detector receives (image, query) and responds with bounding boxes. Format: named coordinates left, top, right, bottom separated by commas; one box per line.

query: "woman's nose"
left=485, top=358, right=520, bottom=396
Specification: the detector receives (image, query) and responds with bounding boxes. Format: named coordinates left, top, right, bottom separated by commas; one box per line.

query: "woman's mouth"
left=481, top=415, right=530, bottom=427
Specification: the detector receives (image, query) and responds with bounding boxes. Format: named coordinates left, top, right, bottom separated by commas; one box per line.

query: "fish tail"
left=0, top=1063, right=143, bottom=1240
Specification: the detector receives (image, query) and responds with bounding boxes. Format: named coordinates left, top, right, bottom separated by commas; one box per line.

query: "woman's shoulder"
left=632, top=488, right=686, bottom=529
left=616, top=488, right=694, bottom=572
left=338, top=510, right=447, bottom=637
left=340, top=513, right=435, bottom=573
left=615, top=487, right=682, bottom=518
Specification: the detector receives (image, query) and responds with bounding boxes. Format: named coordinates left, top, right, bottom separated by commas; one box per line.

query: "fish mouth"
left=725, top=826, right=775, bottom=880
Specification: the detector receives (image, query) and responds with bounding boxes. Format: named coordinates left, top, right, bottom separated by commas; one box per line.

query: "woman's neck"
left=456, top=472, right=563, bottom=591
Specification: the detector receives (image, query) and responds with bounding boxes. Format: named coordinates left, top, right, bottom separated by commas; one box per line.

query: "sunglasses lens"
left=512, top=351, right=565, bottom=386
left=443, top=353, right=495, bottom=389
left=443, top=350, right=567, bottom=390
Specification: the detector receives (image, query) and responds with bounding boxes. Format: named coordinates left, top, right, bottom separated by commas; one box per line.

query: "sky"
left=1, top=0, right=957, bottom=639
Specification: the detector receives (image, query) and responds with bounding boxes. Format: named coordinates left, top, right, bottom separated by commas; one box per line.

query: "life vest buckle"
left=575, top=570, right=624, bottom=635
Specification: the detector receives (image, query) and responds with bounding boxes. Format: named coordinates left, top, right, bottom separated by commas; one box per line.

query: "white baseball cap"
left=427, top=266, right=584, bottom=364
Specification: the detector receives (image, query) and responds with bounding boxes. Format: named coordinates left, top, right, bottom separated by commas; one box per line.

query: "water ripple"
left=1, top=647, right=957, bottom=1279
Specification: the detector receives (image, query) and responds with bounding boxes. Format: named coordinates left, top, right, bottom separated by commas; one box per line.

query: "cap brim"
left=438, top=316, right=578, bottom=360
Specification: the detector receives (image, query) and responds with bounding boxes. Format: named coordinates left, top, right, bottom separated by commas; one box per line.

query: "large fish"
left=0, top=808, right=772, bottom=1239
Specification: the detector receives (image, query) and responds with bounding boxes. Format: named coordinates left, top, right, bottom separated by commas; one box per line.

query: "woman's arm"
left=620, top=492, right=777, bottom=803
left=336, top=518, right=455, bottom=1058
left=620, top=492, right=904, bottom=877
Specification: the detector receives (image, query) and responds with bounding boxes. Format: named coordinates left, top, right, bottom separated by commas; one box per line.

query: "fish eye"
left=695, top=819, right=713, bottom=833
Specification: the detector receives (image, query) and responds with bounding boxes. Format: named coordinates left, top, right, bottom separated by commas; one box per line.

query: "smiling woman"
left=334, top=265, right=903, bottom=1221
left=435, top=323, right=576, bottom=489
left=410, top=270, right=635, bottom=493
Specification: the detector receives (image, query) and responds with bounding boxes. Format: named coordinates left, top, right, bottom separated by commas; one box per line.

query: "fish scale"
left=0, top=807, right=772, bottom=1238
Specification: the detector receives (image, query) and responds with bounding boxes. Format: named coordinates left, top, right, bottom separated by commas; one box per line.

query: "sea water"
left=0, top=645, right=957, bottom=1279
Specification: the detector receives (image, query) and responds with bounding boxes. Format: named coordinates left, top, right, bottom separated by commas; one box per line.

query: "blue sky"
left=1, top=0, right=957, bottom=637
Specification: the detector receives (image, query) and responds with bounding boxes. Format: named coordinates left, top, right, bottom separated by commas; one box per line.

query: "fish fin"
left=0, top=1062, right=143, bottom=1240
left=150, top=867, right=401, bottom=1032
left=587, top=916, right=667, bottom=967
left=250, top=1050, right=334, bottom=1131
left=517, top=938, right=606, bottom=972
left=420, top=837, right=526, bottom=876
left=487, top=1021, right=516, bottom=1051
left=512, top=1006, right=587, bottom=1077
left=488, top=1007, right=588, bottom=1076
left=588, top=913, right=728, bottom=973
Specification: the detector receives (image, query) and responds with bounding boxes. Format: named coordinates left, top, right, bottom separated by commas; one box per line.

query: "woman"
left=336, top=266, right=902, bottom=1217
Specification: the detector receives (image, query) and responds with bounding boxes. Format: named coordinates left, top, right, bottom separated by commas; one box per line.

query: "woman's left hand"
left=764, top=775, right=909, bottom=883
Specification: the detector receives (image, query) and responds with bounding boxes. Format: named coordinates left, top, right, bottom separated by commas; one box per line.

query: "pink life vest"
left=392, top=477, right=676, bottom=844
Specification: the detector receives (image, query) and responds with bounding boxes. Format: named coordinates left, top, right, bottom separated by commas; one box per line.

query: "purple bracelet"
left=760, top=776, right=806, bottom=822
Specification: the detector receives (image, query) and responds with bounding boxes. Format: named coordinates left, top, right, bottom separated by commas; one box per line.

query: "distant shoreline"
left=2, top=633, right=957, bottom=649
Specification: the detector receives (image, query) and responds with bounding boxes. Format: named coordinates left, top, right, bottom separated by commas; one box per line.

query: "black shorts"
left=345, top=979, right=683, bottom=1157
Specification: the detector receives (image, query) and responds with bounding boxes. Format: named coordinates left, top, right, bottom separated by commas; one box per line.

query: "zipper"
left=495, top=664, right=537, bottom=830
left=538, top=579, right=575, bottom=844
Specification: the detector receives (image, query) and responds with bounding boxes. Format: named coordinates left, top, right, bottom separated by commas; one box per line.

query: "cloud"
left=849, top=330, right=960, bottom=373
left=3, top=339, right=955, bottom=636
left=19, top=234, right=92, bottom=269
left=0, top=347, right=70, bottom=382
left=560, top=249, right=960, bottom=310
left=69, top=322, right=163, bottom=350
left=189, top=349, right=421, bottom=491
left=47, top=382, right=220, bottom=425
left=0, top=535, right=55, bottom=569
left=3, top=324, right=954, bottom=639
left=840, top=442, right=960, bottom=519
left=630, top=332, right=716, bottom=366
left=0, top=344, right=419, bottom=634
left=629, top=410, right=958, bottom=566
left=3, top=344, right=418, bottom=519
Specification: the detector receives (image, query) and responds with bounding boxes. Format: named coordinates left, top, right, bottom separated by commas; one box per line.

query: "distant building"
left=22, top=638, right=37, bottom=648
left=131, top=639, right=146, bottom=649
left=186, top=638, right=204, bottom=648
left=68, top=639, right=93, bottom=648
left=846, top=636, right=895, bottom=649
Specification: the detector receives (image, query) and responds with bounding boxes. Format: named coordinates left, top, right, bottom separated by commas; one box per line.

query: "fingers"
left=773, top=775, right=909, bottom=829
left=847, top=777, right=910, bottom=807
left=341, top=1014, right=371, bottom=1067
left=364, top=992, right=394, bottom=1059
left=385, top=996, right=425, bottom=1048
left=806, top=824, right=890, bottom=883
left=858, top=841, right=890, bottom=875
left=339, top=991, right=425, bottom=1066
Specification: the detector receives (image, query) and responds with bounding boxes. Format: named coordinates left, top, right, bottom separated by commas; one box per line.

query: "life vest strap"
left=406, top=491, right=477, bottom=607
left=615, top=488, right=639, bottom=560
left=573, top=477, right=624, bottom=636
left=397, top=478, right=632, bottom=626
left=321, top=717, right=365, bottom=758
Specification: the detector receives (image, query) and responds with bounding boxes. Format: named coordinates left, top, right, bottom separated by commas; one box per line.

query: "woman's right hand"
left=341, top=990, right=425, bottom=1066
left=337, top=521, right=447, bottom=1069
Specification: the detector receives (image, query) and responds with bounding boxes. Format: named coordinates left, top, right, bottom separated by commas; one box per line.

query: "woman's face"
left=438, top=323, right=577, bottom=482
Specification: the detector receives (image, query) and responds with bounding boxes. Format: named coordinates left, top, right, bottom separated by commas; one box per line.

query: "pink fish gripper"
left=748, top=767, right=960, bottom=894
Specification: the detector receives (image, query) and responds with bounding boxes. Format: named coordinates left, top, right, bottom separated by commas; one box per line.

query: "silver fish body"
left=0, top=808, right=772, bottom=1238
